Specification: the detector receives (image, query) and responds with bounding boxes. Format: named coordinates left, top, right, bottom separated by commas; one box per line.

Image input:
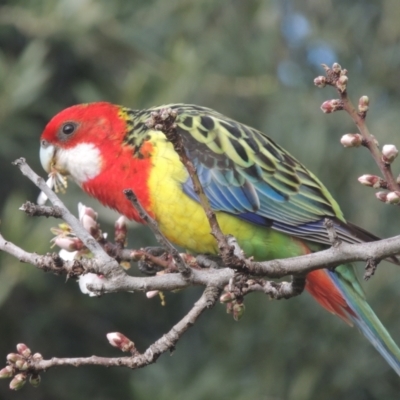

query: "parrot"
left=39, top=102, right=400, bottom=374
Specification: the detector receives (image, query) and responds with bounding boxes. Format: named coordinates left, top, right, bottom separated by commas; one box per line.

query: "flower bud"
left=78, top=273, right=104, bottom=297
left=358, top=96, right=369, bottom=113
left=81, top=214, right=99, bottom=235
left=220, top=292, right=236, bottom=303
left=313, top=76, right=326, bottom=88
left=382, top=144, right=398, bottom=164
left=106, top=332, right=135, bottom=352
left=146, top=290, right=159, bottom=299
left=0, top=366, right=14, bottom=379
left=29, top=374, right=41, bottom=387
left=16, top=343, right=31, bottom=358
left=386, top=191, right=400, bottom=204
left=78, top=203, right=98, bottom=221
left=32, top=353, right=43, bottom=362
left=232, top=303, right=245, bottom=321
left=336, top=75, right=348, bottom=93
left=53, top=237, right=83, bottom=252
left=332, top=62, right=342, bottom=73
left=9, top=373, right=26, bottom=390
left=358, top=175, right=382, bottom=188
left=15, top=360, right=29, bottom=371
left=7, top=353, right=22, bottom=364
left=375, top=191, right=388, bottom=202
left=320, top=99, right=343, bottom=113
left=340, top=134, right=363, bottom=148
left=115, top=216, right=128, bottom=244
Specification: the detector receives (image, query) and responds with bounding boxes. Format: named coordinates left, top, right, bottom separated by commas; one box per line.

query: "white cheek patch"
left=57, top=143, right=102, bottom=185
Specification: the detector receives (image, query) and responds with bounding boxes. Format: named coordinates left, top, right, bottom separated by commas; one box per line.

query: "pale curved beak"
left=40, top=140, right=56, bottom=173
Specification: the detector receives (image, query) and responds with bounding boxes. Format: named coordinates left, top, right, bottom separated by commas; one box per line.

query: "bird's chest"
left=147, top=139, right=219, bottom=254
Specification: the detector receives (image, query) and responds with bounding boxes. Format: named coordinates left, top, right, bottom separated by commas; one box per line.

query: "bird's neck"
left=82, top=141, right=154, bottom=223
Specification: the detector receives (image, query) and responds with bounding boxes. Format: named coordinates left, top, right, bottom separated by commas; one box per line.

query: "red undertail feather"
left=306, top=269, right=356, bottom=325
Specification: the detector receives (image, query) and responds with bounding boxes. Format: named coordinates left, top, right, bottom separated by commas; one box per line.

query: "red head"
left=39, top=102, right=153, bottom=221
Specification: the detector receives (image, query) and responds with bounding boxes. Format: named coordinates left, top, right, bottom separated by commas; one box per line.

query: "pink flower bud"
left=313, top=76, right=326, bottom=88
left=358, top=175, right=382, bottom=188
left=16, top=343, right=31, bottom=358
left=146, top=290, right=159, bottom=299
left=115, top=216, right=127, bottom=231
left=336, top=75, right=348, bottom=93
left=340, top=134, right=363, bottom=148
left=106, top=332, right=135, bottom=352
left=53, top=237, right=83, bottom=251
left=0, top=366, right=14, bottom=379
left=115, top=216, right=128, bottom=244
left=220, top=292, right=236, bottom=303
left=9, top=373, right=26, bottom=390
left=375, top=191, right=388, bottom=202
left=15, top=360, right=28, bottom=371
left=358, top=96, right=369, bottom=113
left=81, top=214, right=98, bottom=235
left=332, top=62, right=342, bottom=73
left=382, top=144, right=398, bottom=163
left=386, top=191, right=400, bottom=204
left=232, top=303, right=245, bottom=321
left=78, top=203, right=98, bottom=221
left=29, top=374, right=41, bottom=387
left=7, top=353, right=22, bottom=363
left=320, top=99, right=343, bottom=113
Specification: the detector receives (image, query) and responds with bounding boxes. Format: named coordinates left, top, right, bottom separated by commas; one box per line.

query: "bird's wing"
left=149, top=104, right=374, bottom=246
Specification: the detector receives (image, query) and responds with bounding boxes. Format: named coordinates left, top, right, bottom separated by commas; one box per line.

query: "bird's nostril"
left=41, top=139, right=49, bottom=148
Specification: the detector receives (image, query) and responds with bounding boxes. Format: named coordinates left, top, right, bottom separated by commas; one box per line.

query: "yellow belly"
left=147, top=134, right=250, bottom=253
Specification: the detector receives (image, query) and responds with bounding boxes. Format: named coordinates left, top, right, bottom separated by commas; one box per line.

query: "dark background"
left=1, top=0, right=400, bottom=399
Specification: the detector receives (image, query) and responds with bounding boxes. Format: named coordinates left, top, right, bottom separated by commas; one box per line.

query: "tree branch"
left=2, top=286, right=221, bottom=389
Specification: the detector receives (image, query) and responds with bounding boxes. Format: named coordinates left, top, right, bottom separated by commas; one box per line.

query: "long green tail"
left=328, top=265, right=400, bottom=375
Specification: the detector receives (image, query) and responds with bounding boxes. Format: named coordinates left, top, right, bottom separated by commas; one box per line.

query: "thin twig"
left=4, top=286, right=220, bottom=381
left=324, top=218, right=342, bottom=248
left=19, top=201, right=63, bottom=218
left=320, top=64, right=400, bottom=192
left=12, top=158, right=121, bottom=277
left=243, top=275, right=306, bottom=300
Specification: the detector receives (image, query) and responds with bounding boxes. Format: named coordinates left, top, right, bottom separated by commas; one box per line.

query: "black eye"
left=62, top=123, right=76, bottom=135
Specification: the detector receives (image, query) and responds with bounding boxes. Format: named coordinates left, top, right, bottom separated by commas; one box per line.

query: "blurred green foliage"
left=1, top=0, right=400, bottom=399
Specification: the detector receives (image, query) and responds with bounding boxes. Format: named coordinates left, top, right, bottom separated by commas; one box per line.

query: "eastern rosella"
left=39, top=102, right=400, bottom=374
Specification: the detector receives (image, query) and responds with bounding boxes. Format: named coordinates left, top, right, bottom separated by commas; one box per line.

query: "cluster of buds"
left=0, top=343, right=43, bottom=390
left=314, top=62, right=348, bottom=90
left=376, top=191, right=400, bottom=205
left=106, top=332, right=137, bottom=354
left=51, top=203, right=103, bottom=255
left=220, top=290, right=245, bottom=321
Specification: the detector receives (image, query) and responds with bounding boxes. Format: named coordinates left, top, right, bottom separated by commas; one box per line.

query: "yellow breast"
left=146, top=133, right=255, bottom=254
